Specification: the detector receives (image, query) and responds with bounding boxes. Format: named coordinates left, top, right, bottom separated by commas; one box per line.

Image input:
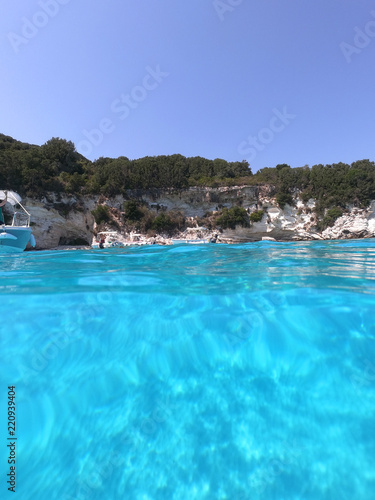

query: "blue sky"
left=1, top=0, right=374, bottom=171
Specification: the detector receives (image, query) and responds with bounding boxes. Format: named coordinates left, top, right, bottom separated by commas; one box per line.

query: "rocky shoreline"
left=17, top=186, right=375, bottom=250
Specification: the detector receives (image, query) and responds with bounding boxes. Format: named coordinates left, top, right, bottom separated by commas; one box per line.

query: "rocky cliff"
left=24, top=194, right=97, bottom=249
left=19, top=186, right=375, bottom=249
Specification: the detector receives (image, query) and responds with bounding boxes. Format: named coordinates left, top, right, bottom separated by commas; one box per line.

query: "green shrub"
left=151, top=212, right=175, bottom=232
left=317, top=207, right=344, bottom=231
left=215, top=206, right=249, bottom=229
left=91, top=205, right=110, bottom=225
left=249, top=210, right=264, bottom=223
left=123, top=200, right=144, bottom=221
left=276, top=192, right=294, bottom=209
left=300, top=190, right=313, bottom=204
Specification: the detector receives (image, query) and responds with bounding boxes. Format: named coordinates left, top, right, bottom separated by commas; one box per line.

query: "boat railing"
left=12, top=211, right=30, bottom=227
left=0, top=191, right=31, bottom=228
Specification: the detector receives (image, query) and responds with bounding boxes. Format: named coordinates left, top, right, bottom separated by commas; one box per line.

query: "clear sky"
left=1, top=0, right=374, bottom=171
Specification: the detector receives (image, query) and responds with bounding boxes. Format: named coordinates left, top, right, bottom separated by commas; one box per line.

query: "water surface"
left=1, top=240, right=375, bottom=499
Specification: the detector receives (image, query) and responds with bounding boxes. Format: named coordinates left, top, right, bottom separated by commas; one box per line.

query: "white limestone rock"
left=21, top=188, right=375, bottom=249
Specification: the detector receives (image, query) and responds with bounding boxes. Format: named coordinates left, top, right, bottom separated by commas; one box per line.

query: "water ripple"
left=1, top=239, right=375, bottom=499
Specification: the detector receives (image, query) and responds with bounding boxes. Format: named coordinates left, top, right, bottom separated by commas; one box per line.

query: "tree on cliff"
left=41, top=138, right=83, bottom=175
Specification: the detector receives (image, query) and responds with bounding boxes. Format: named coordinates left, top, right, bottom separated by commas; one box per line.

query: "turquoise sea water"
left=1, top=239, right=375, bottom=499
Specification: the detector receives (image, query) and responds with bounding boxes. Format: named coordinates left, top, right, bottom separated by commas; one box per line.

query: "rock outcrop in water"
left=20, top=187, right=375, bottom=249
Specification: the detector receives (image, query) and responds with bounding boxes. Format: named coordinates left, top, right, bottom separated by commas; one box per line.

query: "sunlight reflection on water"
left=1, top=239, right=375, bottom=499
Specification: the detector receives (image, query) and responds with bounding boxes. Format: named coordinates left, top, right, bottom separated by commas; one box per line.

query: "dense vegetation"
left=0, top=134, right=251, bottom=196
left=1, top=134, right=375, bottom=230
left=249, top=210, right=264, bottom=223
left=254, top=162, right=375, bottom=211
left=215, top=206, right=250, bottom=229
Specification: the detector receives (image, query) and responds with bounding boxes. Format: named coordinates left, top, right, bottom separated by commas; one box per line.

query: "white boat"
left=171, top=238, right=212, bottom=244
left=92, top=231, right=125, bottom=249
left=0, top=190, right=36, bottom=253
left=171, top=227, right=216, bottom=245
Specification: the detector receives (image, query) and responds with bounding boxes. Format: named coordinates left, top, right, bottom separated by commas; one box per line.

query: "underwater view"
left=1, top=239, right=375, bottom=499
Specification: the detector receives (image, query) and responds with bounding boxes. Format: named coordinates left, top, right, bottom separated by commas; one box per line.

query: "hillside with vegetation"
left=1, top=133, right=375, bottom=235
left=0, top=134, right=251, bottom=196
